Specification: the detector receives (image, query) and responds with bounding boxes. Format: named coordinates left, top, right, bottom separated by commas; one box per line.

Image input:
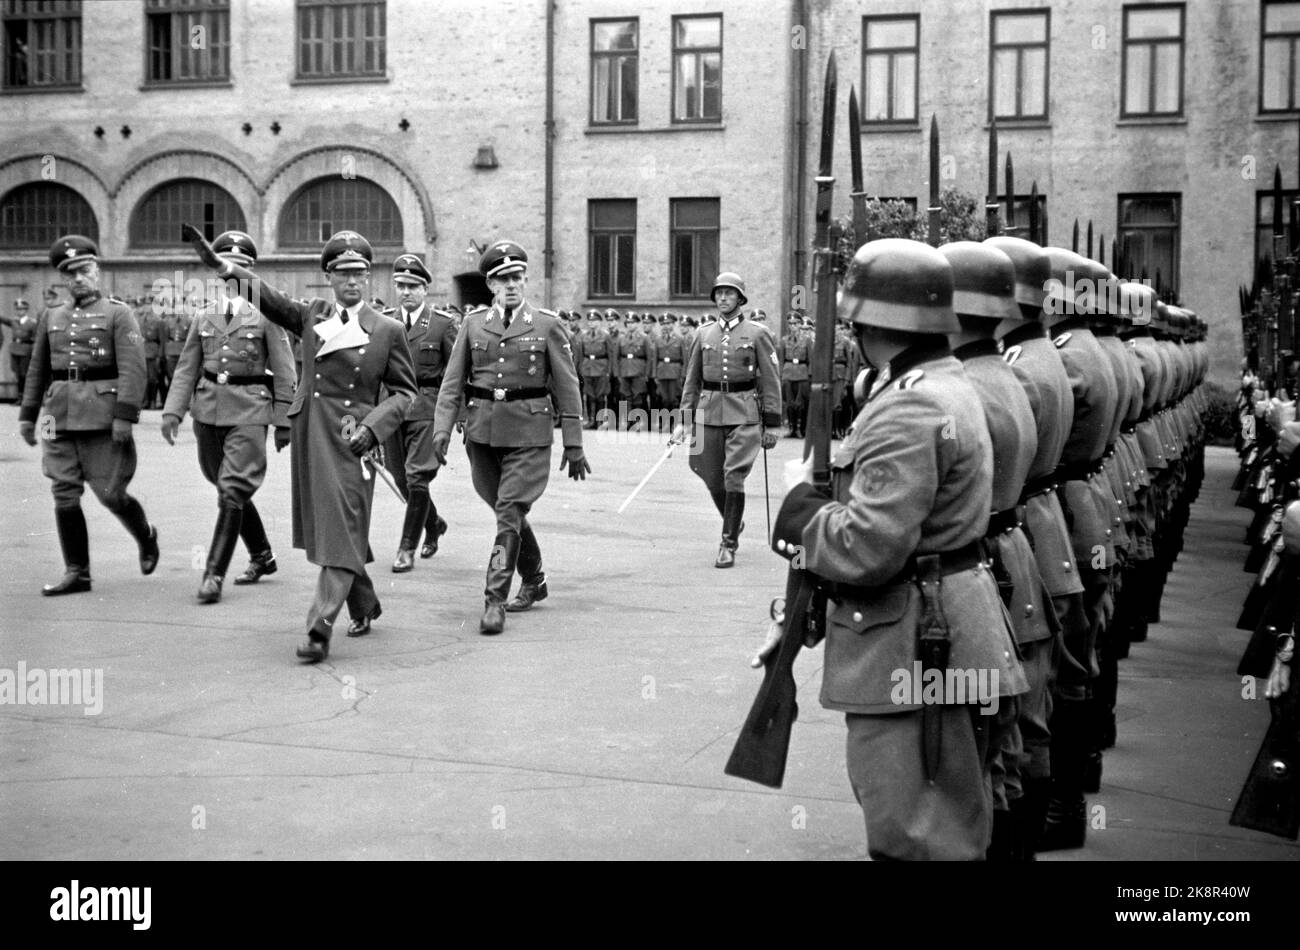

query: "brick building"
left=2, top=0, right=1298, bottom=397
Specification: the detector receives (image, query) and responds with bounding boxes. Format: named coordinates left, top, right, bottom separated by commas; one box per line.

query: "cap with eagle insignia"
left=213, top=230, right=258, bottom=266
left=49, top=234, right=98, bottom=272
left=392, top=252, right=432, bottom=286
left=479, top=240, right=528, bottom=279
left=320, top=230, right=373, bottom=273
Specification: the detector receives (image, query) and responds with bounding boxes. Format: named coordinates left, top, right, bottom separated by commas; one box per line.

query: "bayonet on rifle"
left=849, top=85, right=868, bottom=247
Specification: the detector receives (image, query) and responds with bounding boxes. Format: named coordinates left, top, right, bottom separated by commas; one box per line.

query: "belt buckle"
left=216, top=371, right=229, bottom=384
left=67, top=365, right=80, bottom=382
left=493, top=387, right=506, bottom=401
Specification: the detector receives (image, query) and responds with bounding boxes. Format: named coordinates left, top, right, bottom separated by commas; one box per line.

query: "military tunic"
left=652, top=328, right=686, bottom=409
left=384, top=304, right=458, bottom=496
left=616, top=326, right=654, bottom=403
left=3, top=309, right=39, bottom=387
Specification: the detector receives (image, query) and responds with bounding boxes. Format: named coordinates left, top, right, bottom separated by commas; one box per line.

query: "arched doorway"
left=454, top=272, right=491, bottom=309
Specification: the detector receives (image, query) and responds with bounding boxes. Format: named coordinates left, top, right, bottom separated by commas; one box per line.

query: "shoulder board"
left=1053, top=332, right=1072, bottom=348
left=1002, top=344, right=1022, bottom=365
left=896, top=368, right=925, bottom=391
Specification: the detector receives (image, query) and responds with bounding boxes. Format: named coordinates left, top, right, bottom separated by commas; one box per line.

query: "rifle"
left=927, top=114, right=941, bottom=247
left=985, top=120, right=1000, bottom=237
left=848, top=85, right=868, bottom=247
left=724, top=54, right=837, bottom=788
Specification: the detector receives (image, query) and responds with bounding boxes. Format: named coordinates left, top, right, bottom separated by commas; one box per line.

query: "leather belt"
left=984, top=506, right=1024, bottom=538
left=1120, top=420, right=1138, bottom=435
left=702, top=379, right=755, bottom=392
left=1054, top=457, right=1106, bottom=483
left=204, top=369, right=268, bottom=386
left=466, top=385, right=548, bottom=402
left=417, top=375, right=443, bottom=389
left=1019, top=473, right=1059, bottom=503
left=827, top=540, right=985, bottom=601
left=50, top=367, right=115, bottom=382
left=661, top=357, right=681, bottom=363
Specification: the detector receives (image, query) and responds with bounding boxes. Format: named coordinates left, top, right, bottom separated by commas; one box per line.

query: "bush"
left=1200, top=380, right=1239, bottom=447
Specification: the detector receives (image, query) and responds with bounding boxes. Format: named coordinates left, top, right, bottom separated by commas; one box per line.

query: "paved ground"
left=0, top=403, right=1296, bottom=861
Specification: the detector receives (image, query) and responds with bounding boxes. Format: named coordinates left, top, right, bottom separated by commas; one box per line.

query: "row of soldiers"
left=763, top=235, right=1209, bottom=860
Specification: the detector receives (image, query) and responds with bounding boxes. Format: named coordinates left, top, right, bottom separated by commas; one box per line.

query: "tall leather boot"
left=709, top=488, right=727, bottom=516
left=1017, top=775, right=1052, bottom=860
left=393, top=490, right=430, bottom=573
left=507, top=521, right=548, bottom=612
left=1039, top=700, right=1089, bottom=851
left=114, top=495, right=159, bottom=575
left=43, top=506, right=91, bottom=596
left=233, top=501, right=276, bottom=585
left=422, top=501, right=448, bottom=558
left=715, top=491, right=745, bottom=568
left=197, top=504, right=243, bottom=604
left=481, top=531, right=520, bottom=635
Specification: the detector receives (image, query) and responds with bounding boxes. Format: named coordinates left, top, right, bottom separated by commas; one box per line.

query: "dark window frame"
left=277, top=176, right=402, bottom=250
left=590, top=16, right=638, bottom=126
left=295, top=0, right=386, bottom=83
left=1116, top=192, right=1182, bottom=294
left=143, top=0, right=231, bottom=86
left=998, top=192, right=1049, bottom=236
left=671, top=12, right=722, bottom=125
left=129, top=178, right=246, bottom=250
left=988, top=8, right=1050, bottom=122
left=668, top=197, right=720, bottom=300
left=0, top=181, right=98, bottom=249
left=861, top=13, right=920, bottom=124
left=1254, top=188, right=1300, bottom=272
left=588, top=199, right=637, bottom=299
left=1120, top=3, right=1185, bottom=119
left=1261, top=0, right=1300, bottom=113
left=2, top=0, right=82, bottom=91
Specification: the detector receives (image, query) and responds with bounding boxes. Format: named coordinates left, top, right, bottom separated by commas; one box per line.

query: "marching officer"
left=184, top=224, right=417, bottom=662
left=2, top=297, right=38, bottom=390
left=384, top=252, right=456, bottom=570
left=575, top=309, right=614, bottom=427
left=161, top=229, right=296, bottom=603
left=760, top=238, right=1025, bottom=860
left=676, top=272, right=782, bottom=568
left=651, top=313, right=686, bottom=429
left=431, top=240, right=589, bottom=635
left=18, top=235, right=159, bottom=595
left=779, top=316, right=811, bottom=438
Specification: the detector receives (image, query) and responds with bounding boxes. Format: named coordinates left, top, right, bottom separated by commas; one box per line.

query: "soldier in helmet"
left=759, top=238, right=1026, bottom=860
left=184, top=225, right=417, bottom=662
left=18, top=235, right=159, bottom=594
left=675, top=272, right=782, bottom=568
left=430, top=240, right=589, bottom=636
left=575, top=309, right=614, bottom=427
left=160, top=229, right=296, bottom=603
left=384, top=253, right=456, bottom=571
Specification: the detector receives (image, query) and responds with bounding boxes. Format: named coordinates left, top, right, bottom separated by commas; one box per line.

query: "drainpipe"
left=789, top=0, right=809, bottom=338
left=544, top=0, right=556, bottom=308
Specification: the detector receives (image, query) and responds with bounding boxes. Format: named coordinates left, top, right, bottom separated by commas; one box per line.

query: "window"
left=862, top=15, right=918, bottom=122
left=130, top=179, right=245, bottom=248
left=669, top=198, right=719, bottom=299
left=145, top=0, right=230, bottom=84
left=0, top=182, right=97, bottom=248
left=2, top=0, right=81, bottom=89
left=1121, top=4, right=1184, bottom=117
left=589, top=200, right=636, bottom=298
left=999, top=193, right=1048, bottom=237
left=1118, top=194, right=1180, bottom=293
left=990, top=10, right=1049, bottom=120
left=296, top=0, right=385, bottom=81
left=1255, top=189, right=1298, bottom=272
left=591, top=18, right=637, bottom=124
left=1262, top=1, right=1300, bottom=112
left=279, top=177, right=401, bottom=248
left=672, top=14, right=721, bottom=123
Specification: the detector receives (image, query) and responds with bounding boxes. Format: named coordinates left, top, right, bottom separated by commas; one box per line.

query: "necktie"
left=224, top=302, right=235, bottom=326
left=338, top=306, right=349, bottom=324
left=502, top=308, right=512, bottom=331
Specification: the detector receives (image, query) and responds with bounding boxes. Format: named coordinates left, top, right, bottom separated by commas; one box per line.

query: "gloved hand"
left=431, top=431, right=450, bottom=467
left=160, top=414, right=180, bottom=445
left=669, top=423, right=686, bottom=446
left=19, top=421, right=37, bottom=446
left=560, top=446, right=591, bottom=480
left=761, top=431, right=779, bottom=450
left=274, top=426, right=291, bottom=452
left=347, top=423, right=375, bottom=457
left=181, top=223, right=225, bottom=271
left=1265, top=636, right=1294, bottom=699
left=111, top=418, right=133, bottom=445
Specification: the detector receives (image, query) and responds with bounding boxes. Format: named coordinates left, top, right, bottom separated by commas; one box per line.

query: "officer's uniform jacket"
left=616, top=326, right=654, bottom=378
left=20, top=293, right=146, bottom=434
left=575, top=325, right=614, bottom=376
left=783, top=344, right=1026, bottom=713
left=162, top=295, right=296, bottom=428
left=396, top=304, right=457, bottom=423
left=652, top=329, right=686, bottom=380
left=163, top=309, right=193, bottom=359
left=680, top=314, right=783, bottom=428
left=139, top=308, right=162, bottom=360
left=4, top=310, right=39, bottom=357
left=434, top=300, right=584, bottom=448
left=779, top=331, right=812, bottom=382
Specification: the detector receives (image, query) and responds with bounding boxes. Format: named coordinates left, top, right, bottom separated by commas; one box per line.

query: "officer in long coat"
left=161, top=230, right=296, bottom=603
left=384, top=252, right=456, bottom=570
left=676, top=272, right=782, bottom=568
left=761, top=239, right=1026, bottom=861
left=184, top=225, right=417, bottom=662
left=18, top=235, right=159, bottom=594
left=430, top=240, right=589, bottom=636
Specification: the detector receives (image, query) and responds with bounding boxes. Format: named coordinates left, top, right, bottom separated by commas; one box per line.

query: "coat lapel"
left=315, top=307, right=371, bottom=359
left=500, top=302, right=536, bottom=342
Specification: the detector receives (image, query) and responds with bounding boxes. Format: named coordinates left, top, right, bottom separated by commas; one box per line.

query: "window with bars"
left=1118, top=194, right=1180, bottom=294
left=296, top=0, right=385, bottom=81
left=0, top=182, right=97, bottom=248
left=990, top=10, right=1049, bottom=121
left=672, top=14, right=721, bottom=123
left=1121, top=4, right=1184, bottom=117
left=1262, top=1, right=1300, bottom=112
left=588, top=200, right=635, bottom=298
left=591, top=18, right=637, bottom=125
left=862, top=15, right=918, bottom=123
left=130, top=179, right=245, bottom=248
left=669, top=198, right=719, bottom=299
left=145, top=0, right=230, bottom=84
left=279, top=178, right=401, bottom=249
left=2, top=0, right=81, bottom=89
